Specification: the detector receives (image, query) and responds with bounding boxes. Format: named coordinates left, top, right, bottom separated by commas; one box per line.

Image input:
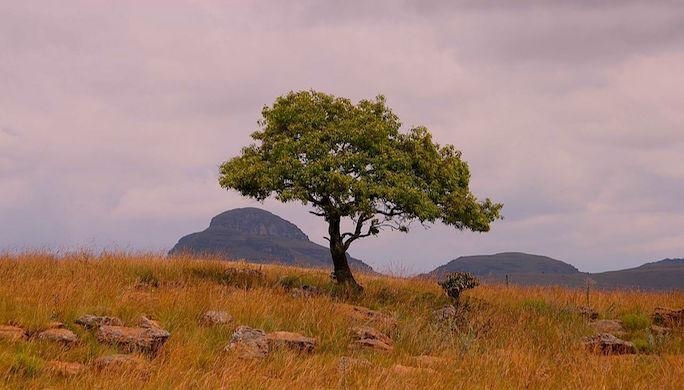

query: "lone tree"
left=219, top=91, right=502, bottom=290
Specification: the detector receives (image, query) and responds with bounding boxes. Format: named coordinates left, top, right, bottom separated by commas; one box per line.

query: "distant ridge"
left=169, top=208, right=373, bottom=273
left=424, top=253, right=684, bottom=290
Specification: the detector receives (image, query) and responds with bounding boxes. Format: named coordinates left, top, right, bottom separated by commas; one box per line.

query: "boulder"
left=339, top=304, right=397, bottom=329
left=225, top=326, right=269, bottom=359
left=75, top=315, right=124, bottom=329
left=199, top=311, right=233, bottom=326
left=349, top=326, right=393, bottom=351
left=45, top=360, right=86, bottom=376
left=0, top=325, right=26, bottom=341
left=266, top=331, right=316, bottom=353
left=582, top=333, right=637, bottom=355
left=338, top=356, right=372, bottom=374
left=589, top=320, right=626, bottom=337
left=138, top=316, right=163, bottom=329
left=97, top=325, right=170, bottom=354
left=37, top=328, right=78, bottom=344
left=47, top=321, right=66, bottom=329
left=577, top=306, right=599, bottom=320
left=652, top=307, right=683, bottom=327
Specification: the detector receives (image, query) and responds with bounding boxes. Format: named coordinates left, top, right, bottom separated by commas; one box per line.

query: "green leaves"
left=219, top=90, right=502, bottom=246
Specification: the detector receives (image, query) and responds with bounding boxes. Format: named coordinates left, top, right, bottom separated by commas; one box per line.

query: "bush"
left=439, top=272, right=480, bottom=302
left=621, top=313, right=651, bottom=331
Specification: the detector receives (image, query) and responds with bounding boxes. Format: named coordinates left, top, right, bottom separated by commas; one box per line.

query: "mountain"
left=168, top=208, right=374, bottom=273
left=425, top=253, right=684, bottom=290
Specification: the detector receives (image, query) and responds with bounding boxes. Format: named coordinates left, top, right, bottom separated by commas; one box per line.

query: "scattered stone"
left=410, top=355, right=449, bottom=368
left=138, top=316, right=162, bottom=329
left=37, top=328, right=78, bottom=345
left=652, top=307, right=683, bottom=327
left=199, top=311, right=233, bottom=326
left=338, top=356, right=372, bottom=374
left=339, top=304, right=397, bottom=329
left=47, top=321, right=66, bottom=329
left=225, top=326, right=269, bottom=359
left=582, top=333, right=637, bottom=355
left=590, top=320, right=626, bottom=337
left=75, top=315, right=124, bottom=329
left=45, top=360, right=86, bottom=376
left=97, top=325, right=170, bottom=354
left=650, top=325, right=671, bottom=336
left=577, top=306, right=599, bottom=320
left=349, top=326, right=393, bottom=351
left=431, top=305, right=458, bottom=322
left=290, top=285, right=321, bottom=298
left=392, top=364, right=436, bottom=375
left=0, top=325, right=26, bottom=341
left=93, top=354, right=148, bottom=371
left=266, top=331, right=316, bottom=353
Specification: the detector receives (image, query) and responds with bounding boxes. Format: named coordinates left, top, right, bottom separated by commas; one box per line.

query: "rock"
left=339, top=304, right=397, bottom=329
left=75, top=315, right=124, bottom=329
left=199, top=311, right=233, bottom=326
left=431, top=305, right=458, bottom=322
left=410, top=355, right=449, bottom=368
left=266, top=331, right=316, bottom=353
left=97, top=325, right=170, bottom=354
left=338, top=357, right=372, bottom=374
left=582, top=333, right=637, bottom=355
left=37, top=328, right=78, bottom=344
left=45, top=360, right=86, bottom=376
left=225, top=325, right=269, bottom=359
left=577, top=306, right=599, bottom=320
left=138, top=316, right=162, bottom=329
left=652, top=307, right=683, bottom=327
left=47, top=321, right=66, bottom=329
left=392, top=364, right=436, bottom=375
left=349, top=326, right=393, bottom=351
left=93, top=354, right=148, bottom=371
left=0, top=325, right=26, bottom=341
left=590, top=320, right=626, bottom=337
left=650, top=325, right=671, bottom=336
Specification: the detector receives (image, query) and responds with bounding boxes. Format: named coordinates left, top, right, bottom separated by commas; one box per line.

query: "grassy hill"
left=0, top=252, right=683, bottom=389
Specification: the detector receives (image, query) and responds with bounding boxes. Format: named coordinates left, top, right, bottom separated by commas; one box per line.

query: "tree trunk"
left=328, top=215, right=362, bottom=291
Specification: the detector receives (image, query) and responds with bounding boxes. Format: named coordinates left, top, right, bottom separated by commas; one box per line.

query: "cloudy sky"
left=1, top=1, right=683, bottom=273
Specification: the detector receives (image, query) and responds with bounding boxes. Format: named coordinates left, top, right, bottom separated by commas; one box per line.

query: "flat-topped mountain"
left=169, top=208, right=373, bottom=273
left=427, top=252, right=579, bottom=279
left=425, top=253, right=684, bottom=290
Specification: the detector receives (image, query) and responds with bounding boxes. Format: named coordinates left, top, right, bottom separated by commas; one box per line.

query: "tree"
left=219, top=91, right=502, bottom=291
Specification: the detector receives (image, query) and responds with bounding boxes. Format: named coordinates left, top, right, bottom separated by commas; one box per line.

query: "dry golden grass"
left=0, top=252, right=682, bottom=389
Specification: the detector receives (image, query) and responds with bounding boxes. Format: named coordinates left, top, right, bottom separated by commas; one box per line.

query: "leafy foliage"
left=439, top=272, right=481, bottom=301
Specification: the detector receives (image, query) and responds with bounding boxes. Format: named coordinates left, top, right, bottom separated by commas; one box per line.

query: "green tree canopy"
left=219, top=90, right=502, bottom=289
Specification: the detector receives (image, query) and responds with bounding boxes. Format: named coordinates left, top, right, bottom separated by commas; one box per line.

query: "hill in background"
left=425, top=253, right=684, bottom=290
left=169, top=208, right=373, bottom=273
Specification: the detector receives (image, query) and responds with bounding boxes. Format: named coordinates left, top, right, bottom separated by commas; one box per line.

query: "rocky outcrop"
left=0, top=325, right=26, bottom=341
left=97, top=325, right=170, bottom=354
left=93, top=354, right=149, bottom=371
left=652, top=307, right=683, bottom=327
left=589, top=320, right=626, bottom=337
left=577, top=306, right=599, bottom=320
left=582, top=333, right=637, bottom=355
left=199, top=311, right=233, bottom=326
left=75, top=315, right=123, bottom=329
left=349, top=326, right=393, bottom=351
left=37, top=328, right=78, bottom=344
left=266, top=331, right=316, bottom=352
left=226, top=326, right=269, bottom=359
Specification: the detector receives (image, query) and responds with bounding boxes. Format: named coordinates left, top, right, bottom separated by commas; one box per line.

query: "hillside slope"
left=169, top=208, right=373, bottom=273
left=592, top=258, right=684, bottom=290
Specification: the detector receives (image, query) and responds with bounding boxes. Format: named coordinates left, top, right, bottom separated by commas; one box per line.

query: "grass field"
left=0, top=252, right=682, bottom=389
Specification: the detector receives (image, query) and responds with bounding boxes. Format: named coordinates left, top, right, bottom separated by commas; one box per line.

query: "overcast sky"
left=1, top=1, right=683, bottom=273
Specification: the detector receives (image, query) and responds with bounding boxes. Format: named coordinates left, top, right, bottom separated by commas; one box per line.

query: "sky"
left=1, top=1, right=683, bottom=273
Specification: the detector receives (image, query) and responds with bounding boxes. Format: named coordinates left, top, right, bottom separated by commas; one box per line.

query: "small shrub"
left=439, top=272, right=480, bottom=302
